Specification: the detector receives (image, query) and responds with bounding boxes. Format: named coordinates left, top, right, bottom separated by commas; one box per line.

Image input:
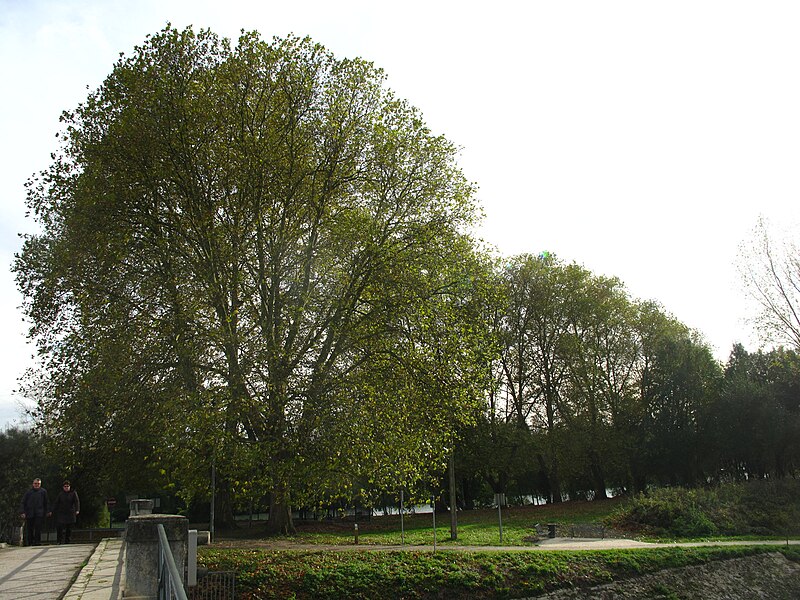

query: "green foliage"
left=198, top=545, right=793, bottom=599
left=15, top=26, right=800, bottom=526
left=475, top=254, right=727, bottom=508
left=709, top=345, right=800, bottom=480
left=15, top=25, right=487, bottom=528
left=608, top=480, right=800, bottom=538
left=608, top=489, right=716, bottom=537
left=94, top=503, right=111, bottom=528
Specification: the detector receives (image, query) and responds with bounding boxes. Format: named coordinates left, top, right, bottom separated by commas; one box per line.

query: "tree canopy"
left=14, top=26, right=488, bottom=531
left=16, top=26, right=799, bottom=524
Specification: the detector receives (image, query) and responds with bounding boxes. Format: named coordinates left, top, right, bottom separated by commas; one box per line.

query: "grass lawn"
left=199, top=489, right=800, bottom=598
left=198, top=544, right=800, bottom=599
left=220, top=499, right=627, bottom=547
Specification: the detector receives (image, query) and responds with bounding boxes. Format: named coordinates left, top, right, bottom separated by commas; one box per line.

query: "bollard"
left=188, top=530, right=198, bottom=587
left=354, top=523, right=359, bottom=545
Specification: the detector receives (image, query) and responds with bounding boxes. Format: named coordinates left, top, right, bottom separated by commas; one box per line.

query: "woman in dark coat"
left=51, top=480, right=80, bottom=544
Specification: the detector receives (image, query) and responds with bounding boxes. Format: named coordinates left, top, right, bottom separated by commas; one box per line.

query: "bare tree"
left=739, top=217, right=800, bottom=350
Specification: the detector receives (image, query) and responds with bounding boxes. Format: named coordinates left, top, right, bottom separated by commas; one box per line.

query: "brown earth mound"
left=534, top=552, right=800, bottom=599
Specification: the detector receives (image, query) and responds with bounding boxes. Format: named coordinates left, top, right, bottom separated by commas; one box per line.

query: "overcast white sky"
left=2, top=0, right=799, bottom=427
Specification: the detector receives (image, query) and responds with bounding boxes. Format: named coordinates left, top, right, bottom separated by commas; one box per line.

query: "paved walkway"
left=0, top=543, right=95, bottom=599
left=64, top=539, right=125, bottom=600
left=0, top=540, right=124, bottom=600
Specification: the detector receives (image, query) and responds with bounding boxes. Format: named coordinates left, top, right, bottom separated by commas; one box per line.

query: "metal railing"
left=157, top=523, right=188, bottom=600
left=188, top=571, right=236, bottom=600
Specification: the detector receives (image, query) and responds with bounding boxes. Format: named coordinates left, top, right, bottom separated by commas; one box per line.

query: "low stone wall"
left=71, top=528, right=125, bottom=542
left=533, top=523, right=622, bottom=539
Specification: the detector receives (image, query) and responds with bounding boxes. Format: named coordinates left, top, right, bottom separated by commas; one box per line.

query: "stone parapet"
left=125, top=514, right=188, bottom=598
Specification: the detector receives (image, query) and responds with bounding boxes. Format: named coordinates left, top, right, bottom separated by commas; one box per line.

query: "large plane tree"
left=14, top=26, right=489, bottom=532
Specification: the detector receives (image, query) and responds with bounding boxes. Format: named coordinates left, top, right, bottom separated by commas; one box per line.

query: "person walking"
left=19, top=478, right=49, bottom=546
left=51, top=480, right=80, bottom=544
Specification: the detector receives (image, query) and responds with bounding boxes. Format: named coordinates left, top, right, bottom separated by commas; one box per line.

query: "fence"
left=188, top=572, right=236, bottom=600
left=157, top=523, right=189, bottom=600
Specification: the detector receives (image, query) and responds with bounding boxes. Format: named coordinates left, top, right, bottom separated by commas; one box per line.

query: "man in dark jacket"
left=51, top=480, right=80, bottom=544
left=19, top=478, right=49, bottom=546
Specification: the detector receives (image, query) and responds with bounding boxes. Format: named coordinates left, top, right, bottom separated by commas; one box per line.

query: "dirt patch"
left=533, top=552, right=800, bottom=599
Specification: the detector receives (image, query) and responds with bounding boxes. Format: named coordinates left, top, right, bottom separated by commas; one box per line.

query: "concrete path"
left=0, top=540, right=124, bottom=600
left=0, top=543, right=95, bottom=599
left=536, top=536, right=800, bottom=551
left=63, top=538, right=125, bottom=600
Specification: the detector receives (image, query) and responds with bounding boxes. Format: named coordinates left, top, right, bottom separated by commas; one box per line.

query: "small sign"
left=106, top=498, right=117, bottom=507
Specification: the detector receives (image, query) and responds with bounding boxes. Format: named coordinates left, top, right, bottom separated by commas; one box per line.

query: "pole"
left=210, top=460, right=216, bottom=541
left=431, top=495, right=437, bottom=552
left=400, top=489, right=405, bottom=547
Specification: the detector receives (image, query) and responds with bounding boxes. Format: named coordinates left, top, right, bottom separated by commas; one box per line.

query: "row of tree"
left=12, top=26, right=800, bottom=532
left=451, top=254, right=800, bottom=509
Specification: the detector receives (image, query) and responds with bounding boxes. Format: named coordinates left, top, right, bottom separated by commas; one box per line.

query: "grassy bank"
left=198, top=545, right=800, bottom=599
left=222, top=498, right=625, bottom=547
left=607, top=479, right=800, bottom=538
left=201, top=481, right=800, bottom=598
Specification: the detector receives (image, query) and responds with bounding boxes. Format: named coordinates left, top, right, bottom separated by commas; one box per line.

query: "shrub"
left=606, top=480, right=800, bottom=538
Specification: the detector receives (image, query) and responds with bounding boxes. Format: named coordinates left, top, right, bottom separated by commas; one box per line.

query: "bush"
left=94, top=503, right=111, bottom=528
left=672, top=508, right=717, bottom=537
left=606, top=480, right=800, bottom=538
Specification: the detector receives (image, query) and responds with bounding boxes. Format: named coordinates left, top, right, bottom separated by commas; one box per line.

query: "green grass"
left=198, top=544, right=799, bottom=599
left=255, top=499, right=625, bottom=547
left=203, top=483, right=800, bottom=598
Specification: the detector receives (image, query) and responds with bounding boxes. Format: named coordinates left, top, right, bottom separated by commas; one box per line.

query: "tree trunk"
left=589, top=452, right=608, bottom=500
left=214, top=480, right=237, bottom=530
left=537, top=453, right=562, bottom=503
left=448, top=452, right=457, bottom=540
left=460, top=477, right=477, bottom=510
left=266, top=488, right=295, bottom=535
left=549, top=460, right=563, bottom=503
